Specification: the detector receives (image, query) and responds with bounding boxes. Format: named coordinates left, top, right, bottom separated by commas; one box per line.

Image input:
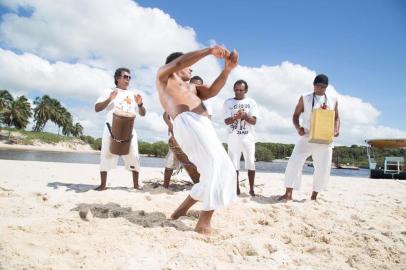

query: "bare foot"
left=195, top=225, right=214, bottom=234
left=277, top=194, right=292, bottom=201
left=278, top=188, right=293, bottom=201
left=311, top=191, right=318, bottom=200
left=94, top=185, right=107, bottom=191
left=171, top=196, right=197, bottom=219
left=249, top=190, right=255, bottom=196
left=195, top=210, right=214, bottom=234
left=170, top=208, right=188, bottom=220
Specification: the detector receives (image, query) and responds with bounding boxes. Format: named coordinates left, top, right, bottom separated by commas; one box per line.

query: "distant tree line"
left=2, top=90, right=405, bottom=166
left=0, top=90, right=83, bottom=137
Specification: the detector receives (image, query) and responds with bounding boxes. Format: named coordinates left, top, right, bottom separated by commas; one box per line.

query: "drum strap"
left=106, top=123, right=133, bottom=143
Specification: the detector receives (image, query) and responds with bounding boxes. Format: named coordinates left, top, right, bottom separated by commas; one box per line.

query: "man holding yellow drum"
left=279, top=74, right=340, bottom=201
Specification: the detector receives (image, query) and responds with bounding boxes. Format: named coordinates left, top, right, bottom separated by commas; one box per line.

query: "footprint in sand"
left=186, top=210, right=200, bottom=219
left=350, top=214, right=366, bottom=223
left=258, top=219, right=270, bottom=226
left=235, top=241, right=259, bottom=256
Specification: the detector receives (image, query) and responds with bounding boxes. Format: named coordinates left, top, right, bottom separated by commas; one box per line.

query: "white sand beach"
left=0, top=159, right=405, bottom=269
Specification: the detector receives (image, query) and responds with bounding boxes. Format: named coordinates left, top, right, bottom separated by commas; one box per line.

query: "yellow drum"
left=309, top=109, right=335, bottom=144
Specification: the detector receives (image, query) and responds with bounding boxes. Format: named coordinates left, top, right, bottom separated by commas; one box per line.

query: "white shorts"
left=100, top=127, right=140, bottom=172
left=284, top=135, right=333, bottom=192
left=227, top=135, right=256, bottom=171
left=165, top=148, right=180, bottom=170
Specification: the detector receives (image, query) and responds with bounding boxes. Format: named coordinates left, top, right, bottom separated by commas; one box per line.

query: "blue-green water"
left=0, top=149, right=369, bottom=178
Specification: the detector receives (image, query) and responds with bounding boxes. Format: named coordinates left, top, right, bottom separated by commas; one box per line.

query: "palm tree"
left=61, top=110, right=73, bottom=136
left=2, top=96, right=32, bottom=136
left=71, top=122, right=84, bottom=137
left=33, top=95, right=54, bottom=131
left=0, top=90, right=13, bottom=129
left=52, top=103, right=66, bottom=135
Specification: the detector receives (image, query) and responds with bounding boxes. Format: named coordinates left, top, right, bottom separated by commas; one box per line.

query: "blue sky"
left=0, top=0, right=405, bottom=144
left=138, top=0, right=406, bottom=130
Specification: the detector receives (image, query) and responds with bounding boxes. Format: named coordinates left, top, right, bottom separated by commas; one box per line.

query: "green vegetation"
left=139, top=141, right=168, bottom=157
left=1, top=90, right=405, bottom=164
left=0, top=90, right=83, bottom=138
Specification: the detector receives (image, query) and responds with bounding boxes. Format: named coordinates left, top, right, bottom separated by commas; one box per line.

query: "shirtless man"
left=162, top=76, right=206, bottom=188
left=156, top=46, right=238, bottom=233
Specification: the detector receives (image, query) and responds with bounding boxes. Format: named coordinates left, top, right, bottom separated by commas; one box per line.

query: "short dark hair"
left=234, top=79, right=248, bottom=91
left=190, top=75, right=203, bottom=84
left=313, top=74, right=329, bottom=86
left=165, top=52, right=184, bottom=64
left=114, top=67, right=131, bottom=86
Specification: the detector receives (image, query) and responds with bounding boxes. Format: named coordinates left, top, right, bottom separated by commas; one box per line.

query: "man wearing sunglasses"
left=156, top=45, right=238, bottom=234
left=94, top=67, right=146, bottom=191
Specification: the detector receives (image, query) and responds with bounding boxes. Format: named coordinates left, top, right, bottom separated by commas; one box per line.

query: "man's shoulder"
left=127, top=89, right=138, bottom=95
left=224, top=97, right=235, bottom=104
left=302, top=91, right=313, bottom=98
left=246, top=97, right=257, bottom=104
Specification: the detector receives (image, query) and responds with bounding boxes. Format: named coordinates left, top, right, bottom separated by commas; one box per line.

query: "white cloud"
left=0, top=0, right=405, bottom=146
left=0, top=48, right=112, bottom=100
left=0, top=0, right=200, bottom=69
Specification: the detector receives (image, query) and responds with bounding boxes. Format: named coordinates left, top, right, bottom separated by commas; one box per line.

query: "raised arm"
left=157, top=46, right=229, bottom=84
left=197, top=49, right=239, bottom=100
left=292, top=96, right=305, bottom=136
left=95, top=90, right=117, bottom=112
left=135, top=94, right=146, bottom=116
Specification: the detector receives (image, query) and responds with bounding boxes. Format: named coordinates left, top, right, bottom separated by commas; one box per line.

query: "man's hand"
left=297, top=127, right=305, bottom=136
left=225, top=49, right=238, bottom=71
left=334, top=129, right=340, bottom=137
left=135, top=94, right=143, bottom=106
left=234, top=109, right=245, bottom=120
left=109, top=90, right=118, bottom=101
left=210, top=45, right=230, bottom=59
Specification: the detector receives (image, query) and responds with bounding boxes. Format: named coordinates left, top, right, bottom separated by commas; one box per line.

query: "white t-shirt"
left=223, top=97, right=259, bottom=139
left=95, top=88, right=141, bottom=126
left=301, top=91, right=338, bottom=131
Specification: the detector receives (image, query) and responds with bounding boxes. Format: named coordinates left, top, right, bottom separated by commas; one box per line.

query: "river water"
left=0, top=149, right=369, bottom=178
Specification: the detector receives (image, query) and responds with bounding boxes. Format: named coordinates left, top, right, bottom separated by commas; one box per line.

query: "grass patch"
left=1, top=128, right=78, bottom=144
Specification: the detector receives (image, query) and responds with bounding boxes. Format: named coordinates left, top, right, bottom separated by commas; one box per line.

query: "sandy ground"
left=0, top=159, right=405, bottom=270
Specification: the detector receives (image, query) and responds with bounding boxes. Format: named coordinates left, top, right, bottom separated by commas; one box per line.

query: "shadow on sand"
left=47, top=181, right=143, bottom=193
left=72, top=202, right=192, bottom=231
left=142, top=178, right=193, bottom=194
left=251, top=194, right=306, bottom=205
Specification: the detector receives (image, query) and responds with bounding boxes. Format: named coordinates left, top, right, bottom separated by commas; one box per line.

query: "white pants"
left=173, top=112, right=237, bottom=210
left=284, top=135, right=333, bottom=192
left=228, top=135, right=256, bottom=171
left=100, top=126, right=140, bottom=172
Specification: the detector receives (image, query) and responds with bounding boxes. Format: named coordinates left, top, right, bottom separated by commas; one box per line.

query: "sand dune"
left=0, top=159, right=405, bottom=269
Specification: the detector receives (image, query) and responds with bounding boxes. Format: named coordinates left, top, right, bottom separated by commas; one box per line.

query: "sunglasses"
left=121, top=74, right=131, bottom=80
